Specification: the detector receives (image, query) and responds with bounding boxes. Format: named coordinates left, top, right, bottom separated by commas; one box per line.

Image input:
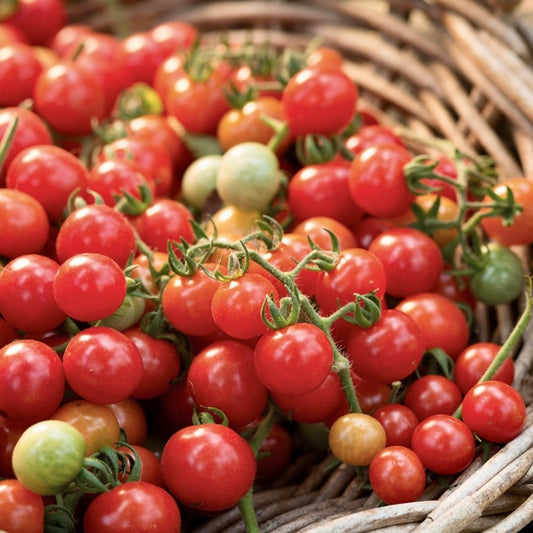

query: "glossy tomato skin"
left=0, top=42, right=43, bottom=107
left=50, top=400, right=120, bottom=456
left=83, top=481, right=181, bottom=533
left=254, top=322, right=333, bottom=396
left=291, top=216, right=358, bottom=251
left=162, top=263, right=224, bottom=337
left=53, top=252, right=127, bottom=322
left=0, top=107, right=52, bottom=182
left=314, top=247, right=387, bottom=315
left=282, top=66, right=358, bottom=137
left=107, top=398, right=149, bottom=446
left=346, top=309, right=425, bottom=384
left=161, top=423, right=256, bottom=512
left=0, top=339, right=64, bottom=424
left=33, top=61, right=106, bottom=136
left=328, top=412, right=386, bottom=466
left=62, top=326, right=143, bottom=404
left=288, top=159, right=365, bottom=227
left=461, top=381, right=526, bottom=443
left=0, top=188, right=49, bottom=259
left=55, top=204, right=137, bottom=268
left=481, top=177, right=533, bottom=246
left=6, top=144, right=89, bottom=222
left=0, top=254, right=66, bottom=333
left=123, top=327, right=182, bottom=400
left=211, top=272, right=279, bottom=340
left=468, top=242, right=524, bottom=306
left=133, top=198, right=194, bottom=253
left=453, top=342, right=514, bottom=395
left=349, top=143, right=414, bottom=218
left=344, top=124, right=405, bottom=157
left=403, top=375, right=463, bottom=421
left=187, top=340, right=268, bottom=428
left=395, top=292, right=470, bottom=360
left=368, top=227, right=444, bottom=299
left=0, top=479, right=44, bottom=533
left=0, top=416, right=30, bottom=478
left=411, top=414, right=475, bottom=476
left=372, top=403, right=419, bottom=448
left=12, top=419, right=86, bottom=495
left=369, top=446, right=427, bottom=504
left=4, top=0, right=66, bottom=46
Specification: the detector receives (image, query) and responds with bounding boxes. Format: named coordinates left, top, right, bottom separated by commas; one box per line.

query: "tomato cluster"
left=0, top=0, right=531, bottom=531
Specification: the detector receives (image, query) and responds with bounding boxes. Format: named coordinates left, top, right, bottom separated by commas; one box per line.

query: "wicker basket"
left=66, top=1, right=533, bottom=532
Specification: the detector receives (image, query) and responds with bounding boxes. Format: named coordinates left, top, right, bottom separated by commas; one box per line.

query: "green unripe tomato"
left=216, top=142, right=280, bottom=212
left=469, top=242, right=524, bottom=306
left=12, top=420, right=86, bottom=495
left=181, top=154, right=222, bottom=210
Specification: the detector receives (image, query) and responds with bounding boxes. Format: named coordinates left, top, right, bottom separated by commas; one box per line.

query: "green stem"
left=0, top=116, right=18, bottom=172
left=249, top=403, right=278, bottom=456
left=237, top=488, right=260, bottom=533
left=454, top=276, right=533, bottom=418
left=102, top=0, right=131, bottom=38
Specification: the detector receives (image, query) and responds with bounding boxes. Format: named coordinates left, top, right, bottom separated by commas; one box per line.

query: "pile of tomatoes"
left=1, top=0, right=532, bottom=532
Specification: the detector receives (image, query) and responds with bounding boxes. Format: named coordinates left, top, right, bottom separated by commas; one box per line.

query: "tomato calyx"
left=114, top=82, right=163, bottom=120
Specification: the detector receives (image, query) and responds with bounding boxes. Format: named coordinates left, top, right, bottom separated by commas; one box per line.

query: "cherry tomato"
left=254, top=322, right=333, bottom=396
left=372, top=403, right=419, bottom=448
left=468, top=242, right=524, bottom=306
left=53, top=252, right=127, bottom=322
left=349, top=143, right=414, bottom=218
left=288, top=159, right=365, bottom=227
left=291, top=216, right=358, bottom=250
left=0, top=42, right=43, bottom=107
left=217, top=96, right=290, bottom=153
left=55, top=204, right=137, bottom=269
left=107, top=398, right=148, bottom=446
left=149, top=20, right=198, bottom=56
left=211, top=272, right=279, bottom=340
left=0, top=339, right=64, bottom=424
left=352, top=216, right=399, bottom=249
left=344, top=124, right=405, bottom=156
left=216, top=141, right=280, bottom=213
left=0, top=479, right=44, bottom=533
left=51, top=400, right=120, bottom=456
left=403, top=375, right=463, bottom=420
left=62, top=326, right=143, bottom=404
left=395, top=292, right=470, bottom=360
left=4, top=0, right=66, bottom=46
left=33, top=60, right=106, bottom=136
left=123, top=327, right=181, bottom=400
left=0, top=254, right=66, bottom=333
left=314, top=247, right=387, bottom=315
left=346, top=309, right=425, bottom=384
left=411, top=414, right=475, bottom=475
left=306, top=46, right=344, bottom=69
left=282, top=66, right=358, bottom=137
left=6, top=144, right=89, bottom=222
left=187, top=339, right=268, bottom=427
left=453, top=342, right=514, bottom=395
left=368, top=227, right=444, bottom=298
left=97, top=134, right=174, bottom=197
left=328, top=412, right=386, bottom=466
left=12, top=419, right=86, bottom=495
left=83, top=481, right=181, bottom=533
left=133, top=198, right=194, bottom=253
left=0, top=188, right=49, bottom=259
left=161, top=423, right=256, bottom=511
left=0, top=107, right=52, bottom=183
left=369, top=446, right=426, bottom=504
left=162, top=263, right=224, bottom=337
left=481, top=177, right=533, bottom=246
left=115, top=444, right=164, bottom=487
left=165, top=68, right=231, bottom=135
left=86, top=157, right=156, bottom=208
left=0, top=416, right=30, bottom=478
left=461, top=381, right=526, bottom=443
left=270, top=370, right=344, bottom=424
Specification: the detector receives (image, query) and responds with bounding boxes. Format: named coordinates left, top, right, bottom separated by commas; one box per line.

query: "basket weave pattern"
left=66, top=1, right=533, bottom=532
